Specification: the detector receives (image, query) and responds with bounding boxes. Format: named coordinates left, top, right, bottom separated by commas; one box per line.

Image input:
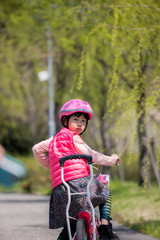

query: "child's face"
left=68, top=114, right=87, bottom=135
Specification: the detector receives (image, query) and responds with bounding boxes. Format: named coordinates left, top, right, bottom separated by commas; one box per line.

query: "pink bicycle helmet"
left=59, top=99, right=93, bottom=121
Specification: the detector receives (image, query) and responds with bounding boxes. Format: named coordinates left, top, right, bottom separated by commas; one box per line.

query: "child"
left=32, top=99, right=120, bottom=240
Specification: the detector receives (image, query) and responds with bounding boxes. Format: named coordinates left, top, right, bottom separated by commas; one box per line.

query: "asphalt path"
left=0, top=193, right=159, bottom=240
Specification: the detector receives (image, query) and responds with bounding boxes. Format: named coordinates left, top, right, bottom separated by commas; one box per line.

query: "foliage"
left=0, top=0, right=160, bottom=185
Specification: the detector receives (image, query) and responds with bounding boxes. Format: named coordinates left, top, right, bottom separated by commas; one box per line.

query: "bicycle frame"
left=59, top=154, right=97, bottom=240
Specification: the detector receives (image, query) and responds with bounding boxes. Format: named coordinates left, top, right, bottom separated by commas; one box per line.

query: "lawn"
left=110, top=180, right=160, bottom=239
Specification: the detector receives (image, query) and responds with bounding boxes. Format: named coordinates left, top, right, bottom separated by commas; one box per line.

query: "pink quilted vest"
left=49, top=127, right=90, bottom=189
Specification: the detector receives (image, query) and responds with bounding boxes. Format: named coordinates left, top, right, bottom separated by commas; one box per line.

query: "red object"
left=97, top=174, right=109, bottom=185
left=78, top=211, right=91, bottom=239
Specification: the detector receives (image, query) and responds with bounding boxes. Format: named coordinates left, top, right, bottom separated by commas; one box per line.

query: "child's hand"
left=111, top=154, right=120, bottom=165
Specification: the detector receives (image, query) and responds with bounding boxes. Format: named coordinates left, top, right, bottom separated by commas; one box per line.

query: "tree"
left=0, top=0, right=160, bottom=189
left=71, top=1, right=160, bottom=186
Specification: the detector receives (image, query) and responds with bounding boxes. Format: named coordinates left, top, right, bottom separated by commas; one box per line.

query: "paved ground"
left=0, top=193, right=159, bottom=240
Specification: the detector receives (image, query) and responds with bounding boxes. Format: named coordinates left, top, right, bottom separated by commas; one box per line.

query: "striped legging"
left=99, top=191, right=112, bottom=221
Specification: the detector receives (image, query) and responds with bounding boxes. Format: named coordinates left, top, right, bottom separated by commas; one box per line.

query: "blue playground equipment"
left=0, top=154, right=26, bottom=187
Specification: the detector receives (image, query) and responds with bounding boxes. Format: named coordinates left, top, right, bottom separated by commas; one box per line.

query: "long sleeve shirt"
left=32, top=135, right=118, bottom=170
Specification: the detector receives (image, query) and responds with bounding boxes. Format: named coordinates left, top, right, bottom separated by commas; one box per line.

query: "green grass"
left=110, top=180, right=160, bottom=239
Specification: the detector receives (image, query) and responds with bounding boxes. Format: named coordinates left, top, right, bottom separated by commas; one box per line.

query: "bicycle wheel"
left=76, top=218, right=88, bottom=240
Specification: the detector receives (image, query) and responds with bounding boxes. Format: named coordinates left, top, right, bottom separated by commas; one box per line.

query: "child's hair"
left=61, top=112, right=89, bottom=134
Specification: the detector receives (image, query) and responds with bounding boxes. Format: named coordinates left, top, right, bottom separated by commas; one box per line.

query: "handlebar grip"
left=59, top=154, right=92, bottom=167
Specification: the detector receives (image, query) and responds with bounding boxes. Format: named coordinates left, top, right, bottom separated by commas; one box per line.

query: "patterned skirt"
left=49, top=176, right=110, bottom=229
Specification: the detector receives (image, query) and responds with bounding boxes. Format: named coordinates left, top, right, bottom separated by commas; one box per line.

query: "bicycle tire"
left=76, top=218, right=88, bottom=240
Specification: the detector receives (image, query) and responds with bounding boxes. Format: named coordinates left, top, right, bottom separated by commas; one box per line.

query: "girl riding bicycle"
left=32, top=99, right=120, bottom=240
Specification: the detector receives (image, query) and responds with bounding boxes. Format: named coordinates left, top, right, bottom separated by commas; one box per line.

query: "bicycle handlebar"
left=59, top=154, right=92, bottom=167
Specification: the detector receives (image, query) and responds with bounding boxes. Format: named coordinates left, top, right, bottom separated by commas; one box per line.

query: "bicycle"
left=59, top=153, right=111, bottom=240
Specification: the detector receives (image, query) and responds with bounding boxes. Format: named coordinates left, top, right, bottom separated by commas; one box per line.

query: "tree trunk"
left=99, top=112, right=111, bottom=175
left=149, top=138, right=160, bottom=188
left=118, top=157, right=125, bottom=184
left=137, top=86, right=150, bottom=187
left=97, top=58, right=111, bottom=175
